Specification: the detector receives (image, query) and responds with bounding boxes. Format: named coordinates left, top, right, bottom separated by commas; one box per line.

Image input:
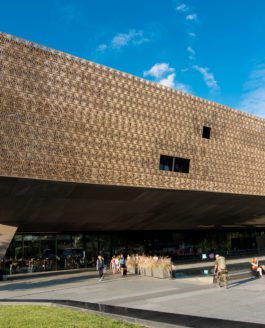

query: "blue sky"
left=1, top=0, right=265, bottom=117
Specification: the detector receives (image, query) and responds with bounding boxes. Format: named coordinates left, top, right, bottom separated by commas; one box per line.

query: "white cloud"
left=193, top=65, right=219, bottom=91
left=159, top=73, right=189, bottom=92
left=239, top=66, right=265, bottom=118
left=97, top=44, right=107, bottom=52
left=187, top=46, right=195, bottom=55
left=111, top=34, right=131, bottom=48
left=159, top=73, right=176, bottom=88
left=187, top=46, right=196, bottom=58
left=187, top=46, right=196, bottom=61
left=143, top=63, right=174, bottom=78
left=181, top=68, right=189, bottom=73
left=144, top=63, right=190, bottom=92
left=111, top=30, right=147, bottom=48
left=176, top=3, right=189, bottom=12
left=186, top=14, right=198, bottom=21
left=188, top=32, right=196, bottom=37
left=97, top=29, right=149, bottom=52
left=175, top=81, right=190, bottom=92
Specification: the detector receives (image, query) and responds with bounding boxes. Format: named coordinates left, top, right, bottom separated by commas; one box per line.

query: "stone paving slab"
left=1, top=271, right=265, bottom=326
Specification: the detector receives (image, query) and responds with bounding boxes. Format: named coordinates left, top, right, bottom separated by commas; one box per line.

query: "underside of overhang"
left=0, top=176, right=265, bottom=232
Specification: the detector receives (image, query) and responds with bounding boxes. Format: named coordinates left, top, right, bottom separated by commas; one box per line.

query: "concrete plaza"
left=0, top=270, right=265, bottom=327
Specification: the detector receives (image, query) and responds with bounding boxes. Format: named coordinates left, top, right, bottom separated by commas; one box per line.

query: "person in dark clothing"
left=119, top=254, right=126, bottom=276
left=96, top=255, right=105, bottom=281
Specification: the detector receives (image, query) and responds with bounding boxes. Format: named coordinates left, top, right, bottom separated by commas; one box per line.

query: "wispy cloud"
left=193, top=65, right=219, bottom=91
left=144, top=63, right=190, bottom=92
left=176, top=3, right=189, bottom=12
left=174, top=3, right=198, bottom=64
left=181, top=68, right=189, bottom=73
left=175, top=3, right=219, bottom=96
left=112, top=30, right=148, bottom=47
left=238, top=65, right=265, bottom=117
left=175, top=3, right=198, bottom=28
left=186, top=13, right=198, bottom=21
left=187, top=46, right=195, bottom=55
left=187, top=46, right=196, bottom=60
left=188, top=32, right=196, bottom=37
left=97, top=29, right=150, bottom=52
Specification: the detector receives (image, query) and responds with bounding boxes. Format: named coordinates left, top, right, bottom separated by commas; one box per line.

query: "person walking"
left=96, top=255, right=105, bottom=281
left=110, top=256, right=116, bottom=274
left=214, top=254, right=228, bottom=289
left=119, top=254, right=126, bottom=276
left=115, top=256, right=120, bottom=273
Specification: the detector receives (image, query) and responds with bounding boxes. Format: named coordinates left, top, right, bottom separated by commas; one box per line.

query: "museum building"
left=1, top=32, right=265, bottom=273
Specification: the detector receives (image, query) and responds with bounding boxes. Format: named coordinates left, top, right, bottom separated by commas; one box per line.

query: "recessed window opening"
left=174, top=157, right=190, bottom=173
left=159, top=155, right=190, bottom=173
left=159, top=155, right=173, bottom=171
left=202, top=126, right=211, bottom=139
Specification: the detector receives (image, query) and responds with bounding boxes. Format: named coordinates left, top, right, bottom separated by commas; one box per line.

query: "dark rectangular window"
left=173, top=157, right=190, bottom=173
left=159, top=155, right=190, bottom=173
left=159, top=155, right=173, bottom=171
left=202, top=126, right=211, bottom=139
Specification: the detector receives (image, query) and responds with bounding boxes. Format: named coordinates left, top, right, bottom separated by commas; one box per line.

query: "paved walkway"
left=173, top=255, right=265, bottom=270
left=0, top=271, right=265, bottom=326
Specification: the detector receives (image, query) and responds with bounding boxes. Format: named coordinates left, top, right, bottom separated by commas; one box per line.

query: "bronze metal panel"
left=0, top=32, right=265, bottom=197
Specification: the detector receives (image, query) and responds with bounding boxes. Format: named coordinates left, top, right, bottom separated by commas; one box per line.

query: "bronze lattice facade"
left=1, top=32, right=265, bottom=235
left=1, top=32, right=265, bottom=196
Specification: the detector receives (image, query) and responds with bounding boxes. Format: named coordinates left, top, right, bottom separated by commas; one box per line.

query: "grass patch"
left=0, top=305, right=144, bottom=327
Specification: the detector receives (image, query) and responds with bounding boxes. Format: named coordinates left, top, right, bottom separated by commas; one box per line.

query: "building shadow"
left=0, top=273, right=97, bottom=292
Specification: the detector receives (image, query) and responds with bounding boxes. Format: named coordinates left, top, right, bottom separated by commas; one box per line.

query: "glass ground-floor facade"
left=2, top=229, right=265, bottom=275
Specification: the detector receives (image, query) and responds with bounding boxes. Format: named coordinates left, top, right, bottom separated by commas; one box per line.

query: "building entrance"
left=1, top=229, right=264, bottom=275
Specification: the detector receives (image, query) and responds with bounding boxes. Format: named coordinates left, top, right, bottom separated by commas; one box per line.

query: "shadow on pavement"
left=0, top=274, right=97, bottom=291
left=0, top=272, right=136, bottom=292
left=228, top=277, right=258, bottom=289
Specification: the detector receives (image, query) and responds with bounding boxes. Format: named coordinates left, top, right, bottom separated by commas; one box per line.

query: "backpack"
left=217, top=256, right=226, bottom=270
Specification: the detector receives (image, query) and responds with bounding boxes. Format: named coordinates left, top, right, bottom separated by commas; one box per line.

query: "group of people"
left=97, top=253, right=265, bottom=287
left=110, top=254, right=126, bottom=275
left=96, top=254, right=127, bottom=281
left=213, top=254, right=265, bottom=289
